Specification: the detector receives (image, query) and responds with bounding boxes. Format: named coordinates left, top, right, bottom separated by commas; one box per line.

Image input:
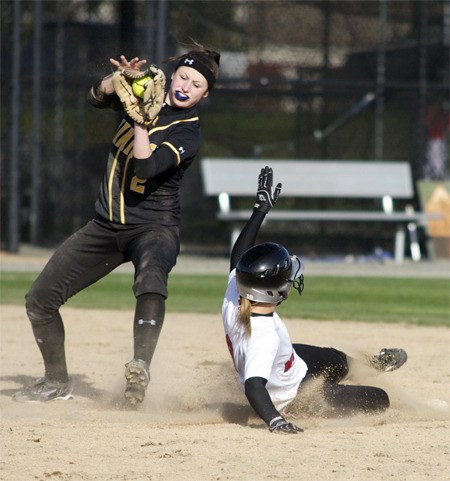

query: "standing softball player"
left=13, top=42, right=220, bottom=405
left=222, top=166, right=408, bottom=433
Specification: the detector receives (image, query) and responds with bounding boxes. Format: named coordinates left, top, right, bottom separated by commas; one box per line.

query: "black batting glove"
left=254, top=166, right=282, bottom=213
left=268, top=416, right=304, bottom=434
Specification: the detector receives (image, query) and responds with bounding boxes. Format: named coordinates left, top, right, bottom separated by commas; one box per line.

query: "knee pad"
left=326, top=348, right=350, bottom=382
left=25, top=287, right=57, bottom=324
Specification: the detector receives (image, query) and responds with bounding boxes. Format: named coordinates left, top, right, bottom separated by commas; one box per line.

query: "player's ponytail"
left=237, top=297, right=252, bottom=337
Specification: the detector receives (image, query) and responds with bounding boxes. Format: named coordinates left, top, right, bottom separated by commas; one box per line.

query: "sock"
left=30, top=312, right=69, bottom=382
left=133, top=293, right=165, bottom=366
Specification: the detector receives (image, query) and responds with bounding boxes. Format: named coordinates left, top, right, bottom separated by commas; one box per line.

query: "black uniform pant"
left=25, top=216, right=179, bottom=381
left=294, top=344, right=389, bottom=415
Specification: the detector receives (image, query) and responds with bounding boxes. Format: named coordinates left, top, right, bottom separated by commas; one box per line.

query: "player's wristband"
left=93, top=78, right=108, bottom=101
left=254, top=202, right=271, bottom=213
left=268, top=416, right=284, bottom=428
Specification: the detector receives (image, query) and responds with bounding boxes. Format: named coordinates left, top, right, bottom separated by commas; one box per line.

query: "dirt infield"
left=1, top=303, right=449, bottom=481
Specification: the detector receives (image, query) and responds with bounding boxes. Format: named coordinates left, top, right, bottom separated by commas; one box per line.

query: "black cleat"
left=12, top=377, right=73, bottom=403
left=124, top=359, right=150, bottom=405
left=370, top=348, right=408, bottom=372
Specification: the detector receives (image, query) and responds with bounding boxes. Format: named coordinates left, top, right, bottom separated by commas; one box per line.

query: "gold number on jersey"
left=130, top=176, right=146, bottom=194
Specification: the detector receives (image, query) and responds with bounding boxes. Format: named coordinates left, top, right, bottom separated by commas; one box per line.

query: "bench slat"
left=217, top=210, right=441, bottom=224
left=202, top=158, right=415, bottom=198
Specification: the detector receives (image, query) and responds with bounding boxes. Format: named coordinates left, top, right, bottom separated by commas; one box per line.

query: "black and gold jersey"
left=93, top=103, right=201, bottom=226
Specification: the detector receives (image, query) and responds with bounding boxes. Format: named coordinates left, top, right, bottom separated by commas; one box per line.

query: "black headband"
left=176, top=55, right=217, bottom=90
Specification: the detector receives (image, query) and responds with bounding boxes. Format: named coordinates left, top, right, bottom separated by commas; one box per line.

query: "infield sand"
left=1, top=303, right=449, bottom=481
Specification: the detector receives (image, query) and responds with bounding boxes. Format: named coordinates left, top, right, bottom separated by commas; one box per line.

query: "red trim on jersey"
left=284, top=351, right=295, bottom=372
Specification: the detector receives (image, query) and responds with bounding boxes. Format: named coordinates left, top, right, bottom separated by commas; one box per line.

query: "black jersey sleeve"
left=160, top=122, right=202, bottom=163
left=87, top=78, right=124, bottom=111
left=133, top=120, right=201, bottom=179
left=133, top=145, right=176, bottom=179
left=245, top=376, right=282, bottom=426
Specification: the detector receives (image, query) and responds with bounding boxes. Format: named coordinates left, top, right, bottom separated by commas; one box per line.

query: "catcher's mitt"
left=112, top=65, right=166, bottom=125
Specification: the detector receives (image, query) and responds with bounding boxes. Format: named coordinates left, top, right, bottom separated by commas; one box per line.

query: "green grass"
left=1, top=272, right=448, bottom=326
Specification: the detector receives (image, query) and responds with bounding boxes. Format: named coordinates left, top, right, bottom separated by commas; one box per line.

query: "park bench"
left=201, top=158, right=442, bottom=263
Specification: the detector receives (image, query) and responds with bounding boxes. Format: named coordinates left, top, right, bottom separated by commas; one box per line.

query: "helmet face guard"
left=236, top=243, right=305, bottom=305
left=289, top=255, right=305, bottom=298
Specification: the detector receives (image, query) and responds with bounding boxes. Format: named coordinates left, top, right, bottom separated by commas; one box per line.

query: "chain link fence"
left=1, top=0, right=448, bottom=257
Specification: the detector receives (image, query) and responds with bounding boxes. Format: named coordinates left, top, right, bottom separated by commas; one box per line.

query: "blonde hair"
left=237, top=297, right=253, bottom=337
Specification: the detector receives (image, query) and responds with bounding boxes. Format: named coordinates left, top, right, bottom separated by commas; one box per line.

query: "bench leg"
left=395, top=223, right=422, bottom=263
left=230, top=226, right=240, bottom=254
left=407, top=222, right=421, bottom=262
left=394, top=226, right=405, bottom=264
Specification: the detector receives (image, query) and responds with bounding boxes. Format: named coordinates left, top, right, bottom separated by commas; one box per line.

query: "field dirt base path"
left=1, top=305, right=449, bottom=481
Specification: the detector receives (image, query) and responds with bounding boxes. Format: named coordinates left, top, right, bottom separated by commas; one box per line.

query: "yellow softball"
left=132, top=76, right=151, bottom=99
